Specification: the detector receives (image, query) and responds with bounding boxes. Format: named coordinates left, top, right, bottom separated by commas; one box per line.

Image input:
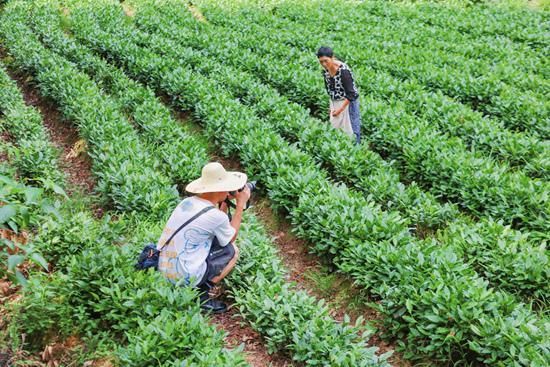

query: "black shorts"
left=197, top=240, right=235, bottom=286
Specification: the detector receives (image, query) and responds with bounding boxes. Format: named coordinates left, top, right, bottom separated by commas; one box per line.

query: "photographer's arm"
left=229, top=186, right=251, bottom=242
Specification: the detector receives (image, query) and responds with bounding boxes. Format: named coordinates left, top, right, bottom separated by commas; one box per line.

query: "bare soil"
left=0, top=131, right=13, bottom=164
left=211, top=304, right=296, bottom=367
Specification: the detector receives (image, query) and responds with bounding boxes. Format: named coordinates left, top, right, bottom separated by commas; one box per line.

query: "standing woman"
left=317, top=46, right=362, bottom=144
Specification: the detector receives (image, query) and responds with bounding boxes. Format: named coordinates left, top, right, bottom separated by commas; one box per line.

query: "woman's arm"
left=341, top=69, right=358, bottom=102
left=332, top=98, right=349, bottom=116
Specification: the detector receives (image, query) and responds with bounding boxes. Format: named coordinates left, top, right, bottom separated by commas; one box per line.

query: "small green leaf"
left=7, top=220, right=18, bottom=233
left=31, top=252, right=49, bottom=270
left=425, top=314, right=443, bottom=323
left=14, top=270, right=27, bottom=286
left=51, top=183, right=68, bottom=199
left=405, top=299, right=413, bottom=313
left=0, top=205, right=17, bottom=224
left=470, top=324, right=482, bottom=336
left=24, top=187, right=42, bottom=203
left=8, top=254, right=25, bottom=271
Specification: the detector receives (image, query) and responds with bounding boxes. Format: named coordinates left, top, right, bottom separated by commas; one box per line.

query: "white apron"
left=329, top=99, right=354, bottom=138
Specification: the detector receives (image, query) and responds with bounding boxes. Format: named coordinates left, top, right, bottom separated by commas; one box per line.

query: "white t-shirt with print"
left=157, top=196, right=235, bottom=286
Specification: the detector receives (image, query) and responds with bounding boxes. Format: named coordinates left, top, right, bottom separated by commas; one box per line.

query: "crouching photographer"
left=155, top=162, right=252, bottom=314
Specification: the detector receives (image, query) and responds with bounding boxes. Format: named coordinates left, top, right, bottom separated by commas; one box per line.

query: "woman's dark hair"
left=316, top=46, right=334, bottom=58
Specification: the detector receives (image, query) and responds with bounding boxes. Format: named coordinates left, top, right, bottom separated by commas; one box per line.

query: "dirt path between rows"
left=0, top=131, right=12, bottom=164
left=212, top=306, right=295, bottom=367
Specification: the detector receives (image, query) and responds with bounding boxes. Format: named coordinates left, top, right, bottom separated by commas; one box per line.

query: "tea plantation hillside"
left=1, top=0, right=548, bottom=366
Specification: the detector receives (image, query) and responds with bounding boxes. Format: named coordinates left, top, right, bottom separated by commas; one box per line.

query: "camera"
left=226, top=181, right=257, bottom=212
left=242, top=181, right=257, bottom=192
left=230, top=181, right=257, bottom=196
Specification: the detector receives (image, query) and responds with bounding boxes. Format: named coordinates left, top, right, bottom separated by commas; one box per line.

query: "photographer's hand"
left=234, top=186, right=251, bottom=208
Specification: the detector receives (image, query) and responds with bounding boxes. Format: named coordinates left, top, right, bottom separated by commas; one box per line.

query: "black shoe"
left=198, top=282, right=227, bottom=313
left=200, top=297, right=227, bottom=314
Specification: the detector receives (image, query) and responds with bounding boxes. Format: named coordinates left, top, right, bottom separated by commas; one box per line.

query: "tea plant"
left=199, top=0, right=549, bottom=138
left=11, top=219, right=247, bottom=365
left=103, top=0, right=549, bottom=303
left=2, top=4, right=393, bottom=365
left=393, top=2, right=548, bottom=51
left=0, top=174, right=56, bottom=284
left=62, top=4, right=548, bottom=364
left=127, top=15, right=459, bottom=231
left=26, top=5, right=208, bottom=185
left=133, top=0, right=550, bottom=233
left=0, top=11, right=179, bottom=217
left=2, top=1, right=548, bottom=366
left=228, top=216, right=389, bottom=366
left=0, top=62, right=64, bottom=184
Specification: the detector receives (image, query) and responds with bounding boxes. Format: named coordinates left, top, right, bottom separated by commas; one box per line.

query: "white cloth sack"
left=329, top=99, right=354, bottom=138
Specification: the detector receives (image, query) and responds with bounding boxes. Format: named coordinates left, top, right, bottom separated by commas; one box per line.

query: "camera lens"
left=246, top=181, right=257, bottom=192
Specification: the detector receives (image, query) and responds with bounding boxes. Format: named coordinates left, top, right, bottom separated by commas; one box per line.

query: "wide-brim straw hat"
left=186, top=162, right=247, bottom=194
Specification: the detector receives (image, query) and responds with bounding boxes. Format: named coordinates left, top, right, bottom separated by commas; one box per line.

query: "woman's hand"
left=331, top=108, right=342, bottom=117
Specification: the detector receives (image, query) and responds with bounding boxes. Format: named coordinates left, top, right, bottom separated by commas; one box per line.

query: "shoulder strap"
left=159, top=205, right=215, bottom=251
